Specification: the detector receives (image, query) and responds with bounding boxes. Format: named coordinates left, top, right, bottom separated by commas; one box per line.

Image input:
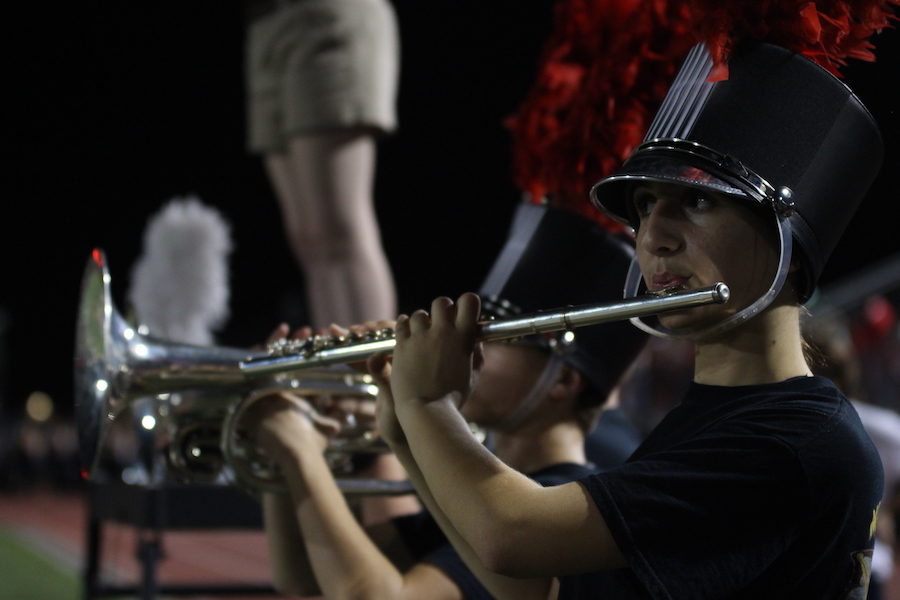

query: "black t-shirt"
left=559, top=376, right=884, bottom=600
left=393, top=462, right=595, bottom=599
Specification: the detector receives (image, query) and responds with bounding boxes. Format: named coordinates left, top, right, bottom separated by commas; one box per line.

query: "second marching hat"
left=478, top=200, right=648, bottom=399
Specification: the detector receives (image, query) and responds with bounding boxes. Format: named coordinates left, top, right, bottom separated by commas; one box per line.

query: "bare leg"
left=264, top=128, right=416, bottom=522
left=264, top=128, right=397, bottom=330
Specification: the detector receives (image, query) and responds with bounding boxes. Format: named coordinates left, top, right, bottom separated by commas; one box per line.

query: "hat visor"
left=590, top=155, right=745, bottom=227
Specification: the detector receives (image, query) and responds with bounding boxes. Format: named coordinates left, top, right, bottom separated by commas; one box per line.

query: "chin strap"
left=625, top=212, right=793, bottom=341
left=495, top=354, right=566, bottom=432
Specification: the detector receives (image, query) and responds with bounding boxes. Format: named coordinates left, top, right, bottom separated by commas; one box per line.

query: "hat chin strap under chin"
left=495, top=354, right=565, bottom=431
left=625, top=213, right=793, bottom=342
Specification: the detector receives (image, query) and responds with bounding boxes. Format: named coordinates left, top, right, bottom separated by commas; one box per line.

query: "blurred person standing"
left=243, top=0, right=412, bottom=527
left=243, top=0, right=400, bottom=329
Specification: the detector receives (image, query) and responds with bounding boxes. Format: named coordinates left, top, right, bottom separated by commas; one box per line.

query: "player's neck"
left=694, top=303, right=811, bottom=386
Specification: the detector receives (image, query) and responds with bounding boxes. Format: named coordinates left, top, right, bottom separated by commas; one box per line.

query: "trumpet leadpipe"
left=239, top=283, right=730, bottom=377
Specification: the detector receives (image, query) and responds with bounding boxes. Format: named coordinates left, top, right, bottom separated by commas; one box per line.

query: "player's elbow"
left=478, top=545, right=541, bottom=577
left=472, top=520, right=542, bottom=577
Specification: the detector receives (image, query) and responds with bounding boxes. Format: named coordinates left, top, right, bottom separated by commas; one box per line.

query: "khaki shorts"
left=244, top=0, right=399, bottom=154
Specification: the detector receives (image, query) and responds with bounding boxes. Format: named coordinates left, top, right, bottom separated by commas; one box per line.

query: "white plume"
left=128, top=195, right=232, bottom=345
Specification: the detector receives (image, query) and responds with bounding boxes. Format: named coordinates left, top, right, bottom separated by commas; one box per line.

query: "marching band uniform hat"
left=478, top=200, right=648, bottom=398
left=590, top=39, right=884, bottom=304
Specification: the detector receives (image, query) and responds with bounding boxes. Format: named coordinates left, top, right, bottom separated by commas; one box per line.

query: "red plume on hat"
left=505, top=0, right=898, bottom=228
left=690, top=0, right=900, bottom=81
left=505, top=0, right=697, bottom=232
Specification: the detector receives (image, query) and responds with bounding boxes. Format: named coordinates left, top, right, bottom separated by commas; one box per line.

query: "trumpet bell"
left=73, top=249, right=407, bottom=496
left=74, top=249, right=254, bottom=480
left=74, top=249, right=120, bottom=478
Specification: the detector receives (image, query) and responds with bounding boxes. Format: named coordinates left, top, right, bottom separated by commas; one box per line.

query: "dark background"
left=3, top=1, right=899, bottom=419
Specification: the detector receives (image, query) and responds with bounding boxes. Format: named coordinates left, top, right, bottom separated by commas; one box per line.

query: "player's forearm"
left=261, top=492, right=321, bottom=596
left=278, top=446, right=409, bottom=599
left=393, top=395, right=547, bottom=564
left=391, top=441, right=553, bottom=600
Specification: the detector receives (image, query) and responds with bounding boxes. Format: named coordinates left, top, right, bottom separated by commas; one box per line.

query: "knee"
left=295, top=221, right=365, bottom=265
left=280, top=196, right=384, bottom=265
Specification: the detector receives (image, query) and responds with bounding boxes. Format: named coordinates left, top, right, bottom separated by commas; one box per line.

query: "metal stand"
left=82, top=480, right=279, bottom=599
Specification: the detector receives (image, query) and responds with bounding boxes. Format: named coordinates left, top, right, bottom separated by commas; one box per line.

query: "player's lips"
left=651, top=272, right=689, bottom=291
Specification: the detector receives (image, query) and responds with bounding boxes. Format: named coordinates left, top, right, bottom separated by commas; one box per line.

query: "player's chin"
left=657, top=307, right=722, bottom=334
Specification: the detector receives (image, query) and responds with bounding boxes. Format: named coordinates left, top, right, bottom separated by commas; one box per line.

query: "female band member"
left=378, top=36, right=888, bottom=599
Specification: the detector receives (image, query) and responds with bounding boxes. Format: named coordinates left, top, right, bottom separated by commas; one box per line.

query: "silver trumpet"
left=75, top=248, right=729, bottom=495
left=74, top=249, right=410, bottom=496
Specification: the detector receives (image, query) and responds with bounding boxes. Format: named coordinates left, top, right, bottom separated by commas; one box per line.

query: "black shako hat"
left=478, top=200, right=648, bottom=397
left=590, top=40, right=884, bottom=303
